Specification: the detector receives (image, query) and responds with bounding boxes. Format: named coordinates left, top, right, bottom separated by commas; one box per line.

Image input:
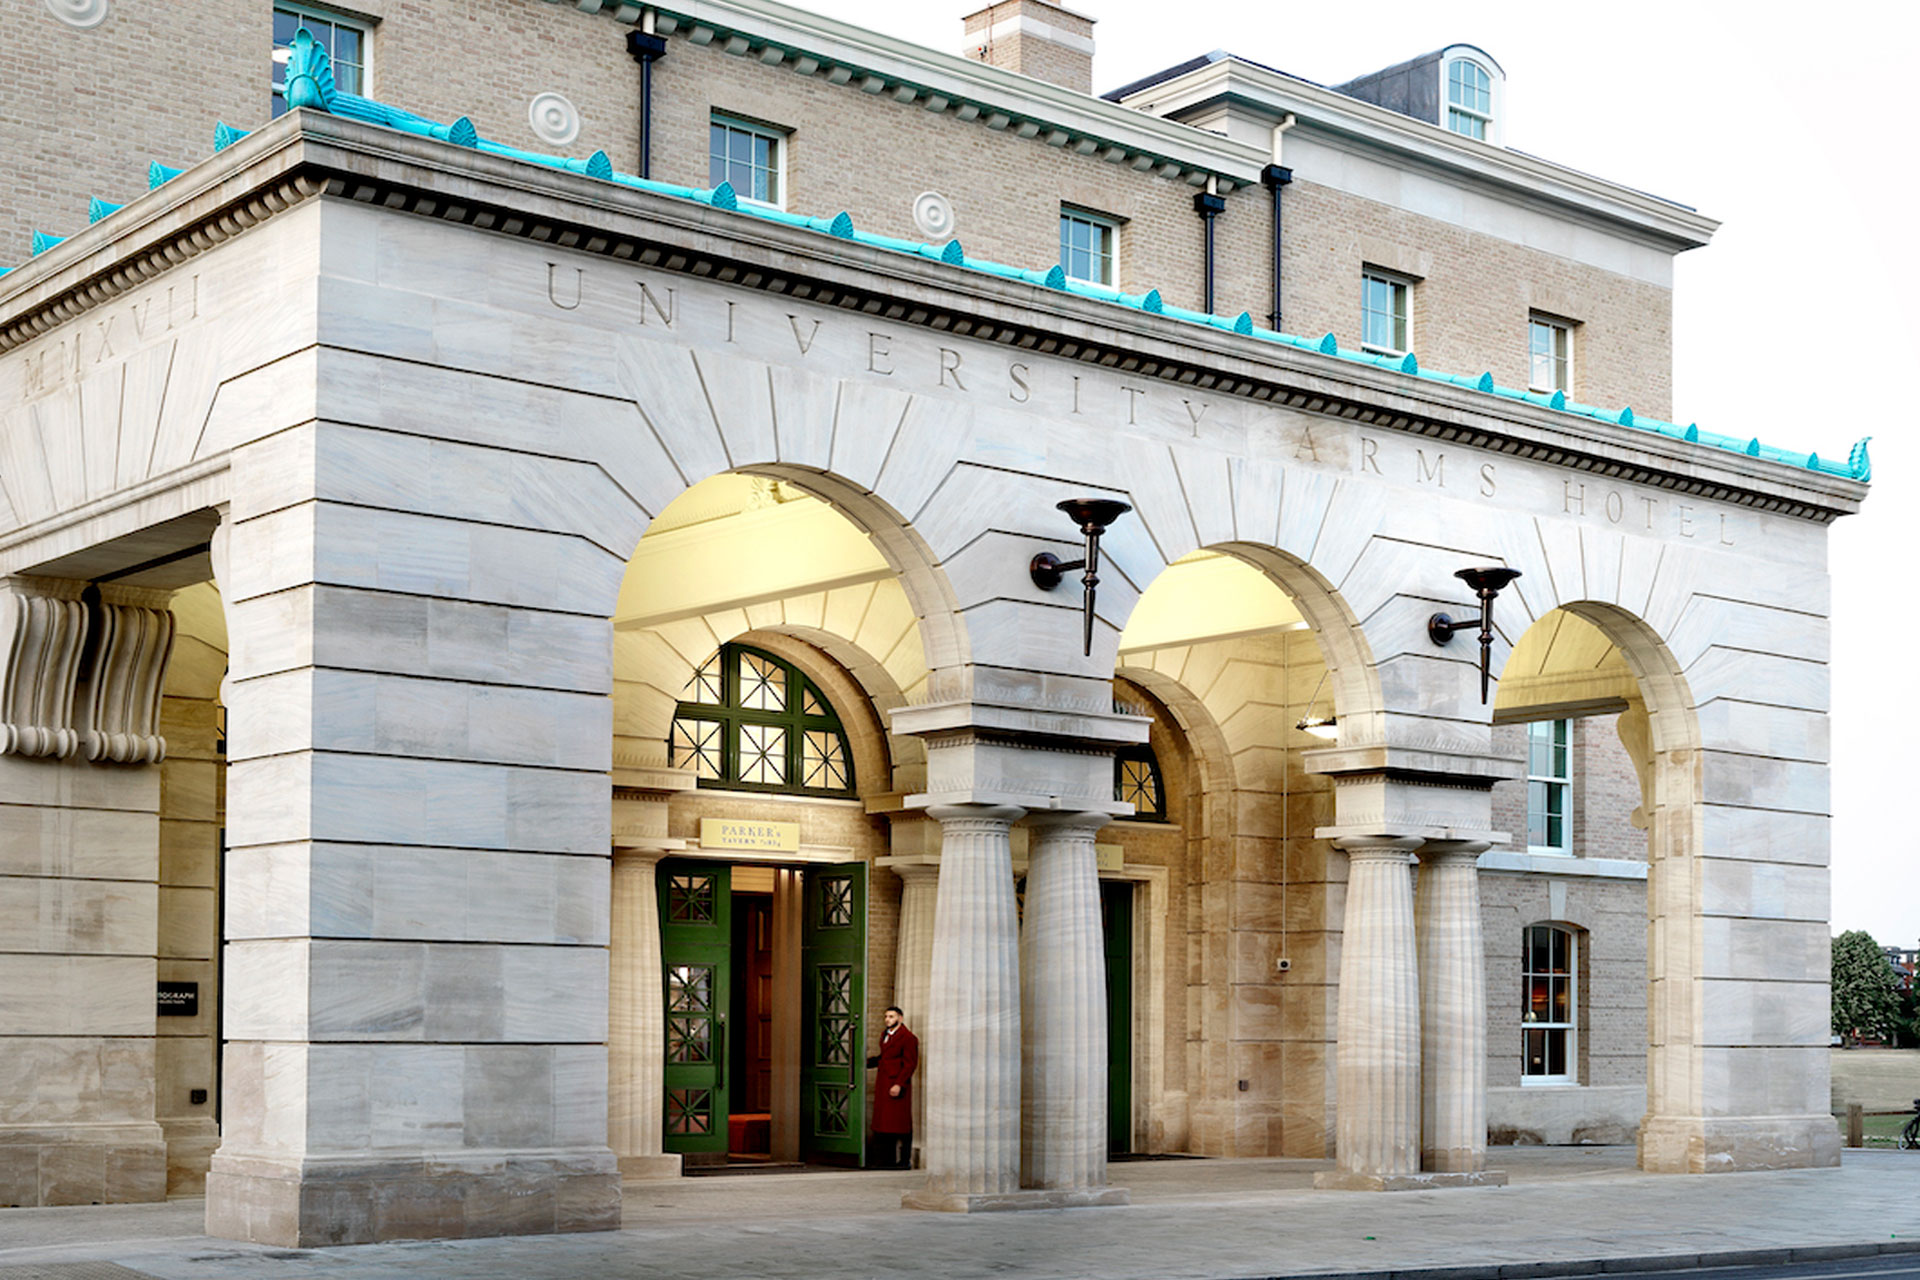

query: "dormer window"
left=1446, top=57, right=1493, bottom=139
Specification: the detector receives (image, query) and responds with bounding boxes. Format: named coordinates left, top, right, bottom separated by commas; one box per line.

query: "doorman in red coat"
left=866, top=1005, right=919, bottom=1168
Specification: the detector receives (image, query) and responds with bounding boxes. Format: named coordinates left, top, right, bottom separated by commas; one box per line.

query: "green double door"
left=658, top=859, right=867, bottom=1163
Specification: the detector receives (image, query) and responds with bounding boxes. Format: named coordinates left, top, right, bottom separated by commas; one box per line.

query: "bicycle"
left=1900, top=1099, right=1920, bottom=1150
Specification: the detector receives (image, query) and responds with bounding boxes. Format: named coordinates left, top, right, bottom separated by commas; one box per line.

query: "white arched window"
left=1521, top=923, right=1578, bottom=1082
left=1446, top=58, right=1494, bottom=140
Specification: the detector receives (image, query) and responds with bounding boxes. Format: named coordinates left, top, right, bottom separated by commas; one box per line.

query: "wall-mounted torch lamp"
left=1427, top=566, right=1523, bottom=704
left=1030, top=498, right=1132, bottom=656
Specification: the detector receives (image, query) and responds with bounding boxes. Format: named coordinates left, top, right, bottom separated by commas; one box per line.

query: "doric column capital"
left=1416, top=839, right=1492, bottom=865
left=878, top=856, right=940, bottom=885
left=925, top=803, right=1027, bottom=832
left=1024, top=809, right=1112, bottom=837
left=1331, top=835, right=1424, bottom=864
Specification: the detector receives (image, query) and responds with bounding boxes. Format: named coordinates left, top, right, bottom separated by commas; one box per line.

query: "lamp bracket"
left=1028, top=498, right=1132, bottom=656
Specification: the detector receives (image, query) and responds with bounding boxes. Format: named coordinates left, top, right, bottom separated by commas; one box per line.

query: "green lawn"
left=1836, top=1111, right=1918, bottom=1147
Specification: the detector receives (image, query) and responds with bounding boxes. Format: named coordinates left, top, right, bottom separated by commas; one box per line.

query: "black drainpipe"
left=1261, top=163, right=1293, bottom=330
left=626, top=28, right=668, bottom=180
left=1193, top=190, right=1226, bottom=315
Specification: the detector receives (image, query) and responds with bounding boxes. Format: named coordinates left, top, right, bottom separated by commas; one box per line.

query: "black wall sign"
left=157, top=981, right=199, bottom=1017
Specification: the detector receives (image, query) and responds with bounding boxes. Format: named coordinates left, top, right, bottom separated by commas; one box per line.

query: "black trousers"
left=869, top=1132, right=911, bottom=1169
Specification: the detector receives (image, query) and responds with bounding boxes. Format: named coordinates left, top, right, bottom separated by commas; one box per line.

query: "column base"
left=205, top=1147, right=621, bottom=1246
left=1638, top=1114, right=1843, bottom=1173
left=902, top=1185, right=1130, bottom=1212
left=1314, top=1169, right=1508, bottom=1192
left=0, top=1123, right=168, bottom=1206
left=618, top=1153, right=684, bottom=1181
left=161, top=1116, right=222, bottom=1196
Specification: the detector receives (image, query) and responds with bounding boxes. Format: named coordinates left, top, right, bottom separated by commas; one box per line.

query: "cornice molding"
left=0, top=116, right=1864, bottom=526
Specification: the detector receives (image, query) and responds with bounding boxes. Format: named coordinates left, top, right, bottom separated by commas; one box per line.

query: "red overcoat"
left=871, top=1023, right=919, bottom=1134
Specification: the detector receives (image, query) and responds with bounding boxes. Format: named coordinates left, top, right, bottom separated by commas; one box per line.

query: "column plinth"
left=1018, top=812, right=1128, bottom=1206
left=1416, top=841, right=1505, bottom=1184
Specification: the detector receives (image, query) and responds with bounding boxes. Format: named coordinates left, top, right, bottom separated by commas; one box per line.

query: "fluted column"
left=880, top=857, right=940, bottom=1164
left=1019, top=811, right=1123, bottom=1200
left=904, top=804, right=1024, bottom=1210
left=1316, top=836, right=1423, bottom=1188
left=1416, top=840, right=1493, bottom=1175
left=608, top=846, right=680, bottom=1180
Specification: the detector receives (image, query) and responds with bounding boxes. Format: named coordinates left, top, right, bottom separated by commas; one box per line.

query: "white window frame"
left=1521, top=923, right=1578, bottom=1085
left=1446, top=57, right=1494, bottom=140
left=1059, top=208, right=1118, bottom=287
left=709, top=115, right=787, bottom=209
left=1526, top=718, right=1573, bottom=854
left=1528, top=314, right=1573, bottom=394
left=273, top=3, right=372, bottom=116
left=1360, top=269, right=1412, bottom=356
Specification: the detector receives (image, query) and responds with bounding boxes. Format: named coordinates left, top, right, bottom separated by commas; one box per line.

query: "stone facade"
left=0, top=0, right=1859, bottom=1244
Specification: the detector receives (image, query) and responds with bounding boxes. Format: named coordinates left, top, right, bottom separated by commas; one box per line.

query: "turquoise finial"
left=149, top=161, right=184, bottom=190
left=586, top=150, right=613, bottom=179
left=1043, top=264, right=1067, bottom=289
left=1849, top=437, right=1872, bottom=482
left=214, top=122, right=250, bottom=152
left=1232, top=312, right=1253, bottom=335
left=1318, top=332, right=1338, bottom=354
left=709, top=181, right=738, bottom=211
left=940, top=238, right=964, bottom=263
left=1141, top=288, right=1162, bottom=314
left=1476, top=371, right=1494, bottom=392
left=1683, top=423, right=1699, bottom=442
left=1806, top=452, right=1820, bottom=470
left=1399, top=352, right=1418, bottom=373
left=1618, top=406, right=1634, bottom=427
left=1549, top=389, right=1566, bottom=410
left=828, top=211, right=855, bottom=239
left=284, top=28, right=338, bottom=112
left=448, top=117, right=478, bottom=147
left=1746, top=438, right=1761, bottom=456
left=30, top=231, right=65, bottom=256
left=88, top=197, right=122, bottom=224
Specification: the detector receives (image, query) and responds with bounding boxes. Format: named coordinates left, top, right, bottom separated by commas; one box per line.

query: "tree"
left=1832, top=929, right=1901, bottom=1046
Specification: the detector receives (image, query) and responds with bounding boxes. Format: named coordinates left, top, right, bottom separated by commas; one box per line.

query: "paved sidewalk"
left=2, top=1148, right=1917, bottom=1280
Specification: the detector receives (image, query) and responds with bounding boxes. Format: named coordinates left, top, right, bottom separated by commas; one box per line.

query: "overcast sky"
left=795, top=0, right=1917, bottom=944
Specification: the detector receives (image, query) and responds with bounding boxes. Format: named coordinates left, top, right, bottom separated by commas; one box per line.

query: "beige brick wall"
left=9, top=0, right=1675, bottom=414
left=1489, top=714, right=1648, bottom=861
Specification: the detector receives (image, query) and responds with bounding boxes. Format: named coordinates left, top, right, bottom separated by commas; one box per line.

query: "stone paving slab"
left=1, top=1149, right=1918, bottom=1280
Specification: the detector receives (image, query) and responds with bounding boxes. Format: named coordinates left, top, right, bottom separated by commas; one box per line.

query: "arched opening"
left=1494, top=602, right=1714, bottom=1164
left=606, top=470, right=951, bottom=1173
left=1106, top=545, right=1383, bottom=1157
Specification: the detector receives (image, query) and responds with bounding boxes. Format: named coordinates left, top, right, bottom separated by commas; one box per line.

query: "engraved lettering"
left=1640, top=496, right=1657, bottom=530
left=1563, top=481, right=1586, bottom=516
left=1605, top=490, right=1624, bottom=524
left=1122, top=385, right=1145, bottom=425
left=786, top=314, right=821, bottom=356
left=1361, top=436, right=1381, bottom=474
left=1479, top=462, right=1497, bottom=497
left=168, top=275, right=199, bottom=327
left=868, top=332, right=893, bottom=375
left=726, top=300, right=737, bottom=342
left=128, top=297, right=154, bottom=340
left=1719, top=513, right=1735, bottom=547
left=1415, top=449, right=1444, bottom=486
left=1008, top=362, right=1031, bottom=403
left=1294, top=425, right=1321, bottom=462
left=1677, top=505, right=1695, bottom=538
left=638, top=282, right=675, bottom=327
left=546, top=263, right=583, bottom=310
left=1071, top=375, right=1082, bottom=415
left=92, top=316, right=117, bottom=363
left=938, top=347, right=966, bottom=391
left=1183, top=399, right=1208, bottom=436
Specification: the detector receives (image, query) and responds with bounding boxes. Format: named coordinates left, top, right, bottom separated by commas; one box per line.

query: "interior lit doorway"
left=659, top=858, right=868, bottom=1168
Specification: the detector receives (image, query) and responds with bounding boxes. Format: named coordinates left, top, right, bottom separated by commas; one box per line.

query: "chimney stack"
left=961, top=1, right=1095, bottom=94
